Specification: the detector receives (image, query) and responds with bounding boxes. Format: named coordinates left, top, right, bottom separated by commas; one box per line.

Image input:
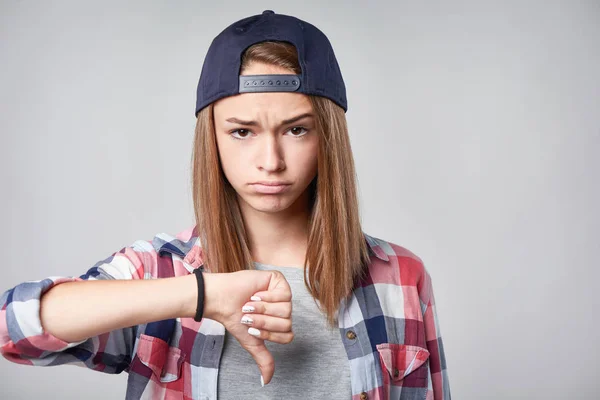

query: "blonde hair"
left=191, top=41, right=369, bottom=327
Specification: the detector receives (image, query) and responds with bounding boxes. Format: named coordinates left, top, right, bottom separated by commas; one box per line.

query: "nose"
left=257, top=134, right=285, bottom=172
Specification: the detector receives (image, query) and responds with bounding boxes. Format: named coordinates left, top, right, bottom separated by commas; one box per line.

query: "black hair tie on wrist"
left=193, top=266, right=205, bottom=322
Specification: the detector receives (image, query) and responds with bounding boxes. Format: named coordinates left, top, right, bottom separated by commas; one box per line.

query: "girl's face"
left=213, top=62, right=318, bottom=215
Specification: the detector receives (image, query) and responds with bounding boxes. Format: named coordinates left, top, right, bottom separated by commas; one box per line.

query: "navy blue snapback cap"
left=195, top=10, right=347, bottom=116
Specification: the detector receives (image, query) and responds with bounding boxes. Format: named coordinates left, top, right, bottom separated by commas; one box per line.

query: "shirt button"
left=360, top=392, right=368, bottom=400
left=346, top=330, right=357, bottom=340
left=393, top=368, right=400, bottom=378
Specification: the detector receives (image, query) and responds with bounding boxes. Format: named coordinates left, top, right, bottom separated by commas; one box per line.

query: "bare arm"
left=39, top=273, right=221, bottom=343
left=28, top=268, right=292, bottom=385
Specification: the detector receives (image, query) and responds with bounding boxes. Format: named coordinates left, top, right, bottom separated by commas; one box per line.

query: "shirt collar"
left=364, top=233, right=390, bottom=262
left=156, top=229, right=390, bottom=264
left=154, top=233, right=196, bottom=259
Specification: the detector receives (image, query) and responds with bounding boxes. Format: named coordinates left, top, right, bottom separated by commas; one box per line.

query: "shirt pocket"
left=133, top=333, right=185, bottom=383
left=376, top=343, right=430, bottom=400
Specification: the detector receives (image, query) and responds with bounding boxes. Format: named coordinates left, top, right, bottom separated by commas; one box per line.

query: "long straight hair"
left=191, top=41, right=369, bottom=327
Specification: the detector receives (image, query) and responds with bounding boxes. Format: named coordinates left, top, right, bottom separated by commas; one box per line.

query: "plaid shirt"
left=1, top=225, right=451, bottom=400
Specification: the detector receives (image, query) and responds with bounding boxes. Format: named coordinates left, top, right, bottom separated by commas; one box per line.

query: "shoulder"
left=363, top=232, right=429, bottom=289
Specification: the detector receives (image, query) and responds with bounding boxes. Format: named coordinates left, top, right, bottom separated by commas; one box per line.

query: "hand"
left=203, top=270, right=293, bottom=386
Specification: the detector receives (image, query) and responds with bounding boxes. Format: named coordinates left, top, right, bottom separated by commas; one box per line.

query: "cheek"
left=290, top=141, right=319, bottom=178
left=216, top=139, right=244, bottom=185
left=306, top=139, right=319, bottom=169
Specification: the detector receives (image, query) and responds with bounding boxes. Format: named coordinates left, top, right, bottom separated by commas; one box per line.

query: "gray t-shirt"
left=217, top=262, right=352, bottom=399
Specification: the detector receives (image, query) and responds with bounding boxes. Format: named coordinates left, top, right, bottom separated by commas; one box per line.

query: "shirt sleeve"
left=0, top=241, right=149, bottom=374
left=422, top=269, right=452, bottom=400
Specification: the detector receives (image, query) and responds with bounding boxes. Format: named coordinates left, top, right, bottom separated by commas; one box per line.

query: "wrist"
left=181, top=273, right=201, bottom=319
left=202, top=272, right=223, bottom=322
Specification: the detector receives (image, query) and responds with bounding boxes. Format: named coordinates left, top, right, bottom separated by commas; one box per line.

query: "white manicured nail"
left=241, top=316, right=253, bottom=325
left=250, top=295, right=262, bottom=301
left=248, top=327, right=260, bottom=336
left=260, top=375, right=264, bottom=387
left=242, top=306, right=255, bottom=313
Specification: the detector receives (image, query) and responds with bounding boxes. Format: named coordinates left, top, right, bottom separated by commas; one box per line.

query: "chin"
left=241, top=194, right=297, bottom=213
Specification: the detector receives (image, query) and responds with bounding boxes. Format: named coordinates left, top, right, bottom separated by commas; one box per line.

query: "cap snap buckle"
left=239, top=74, right=301, bottom=93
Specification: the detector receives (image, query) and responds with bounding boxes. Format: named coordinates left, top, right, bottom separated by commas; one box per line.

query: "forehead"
left=213, top=91, right=312, bottom=119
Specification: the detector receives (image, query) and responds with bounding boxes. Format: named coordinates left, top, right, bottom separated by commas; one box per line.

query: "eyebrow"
left=225, top=112, right=314, bottom=127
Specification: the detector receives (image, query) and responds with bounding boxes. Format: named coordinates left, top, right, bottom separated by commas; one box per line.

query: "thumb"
left=243, top=341, right=275, bottom=386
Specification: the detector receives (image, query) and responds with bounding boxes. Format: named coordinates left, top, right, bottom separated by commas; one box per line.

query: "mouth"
left=249, top=181, right=292, bottom=194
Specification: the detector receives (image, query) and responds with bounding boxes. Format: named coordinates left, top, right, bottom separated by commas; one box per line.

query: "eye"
left=287, top=126, right=308, bottom=137
left=230, top=129, right=252, bottom=140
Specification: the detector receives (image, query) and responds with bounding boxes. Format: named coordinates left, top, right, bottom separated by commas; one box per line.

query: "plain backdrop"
left=1, top=0, right=599, bottom=399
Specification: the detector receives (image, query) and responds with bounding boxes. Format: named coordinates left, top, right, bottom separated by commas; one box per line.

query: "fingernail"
left=250, top=295, right=262, bottom=301
left=248, top=327, right=260, bottom=336
left=241, top=315, right=253, bottom=325
left=260, top=375, right=264, bottom=387
left=242, top=306, right=255, bottom=313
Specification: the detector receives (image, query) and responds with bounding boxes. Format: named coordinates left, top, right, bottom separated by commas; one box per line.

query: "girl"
left=0, top=10, right=450, bottom=400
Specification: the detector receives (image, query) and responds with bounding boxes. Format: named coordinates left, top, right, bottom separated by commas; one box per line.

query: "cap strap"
left=239, top=74, right=301, bottom=93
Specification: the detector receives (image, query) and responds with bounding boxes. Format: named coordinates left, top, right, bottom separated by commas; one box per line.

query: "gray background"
left=1, top=0, right=599, bottom=398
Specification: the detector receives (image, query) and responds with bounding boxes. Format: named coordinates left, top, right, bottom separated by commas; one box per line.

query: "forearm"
left=40, top=273, right=216, bottom=343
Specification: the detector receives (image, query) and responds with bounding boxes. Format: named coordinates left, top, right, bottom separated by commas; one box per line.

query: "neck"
left=238, top=192, right=311, bottom=268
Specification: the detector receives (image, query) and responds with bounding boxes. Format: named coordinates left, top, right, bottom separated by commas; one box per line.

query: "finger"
left=251, top=288, right=292, bottom=303
left=242, top=342, right=275, bottom=386
left=247, top=327, right=295, bottom=345
left=243, top=301, right=292, bottom=319
left=241, top=314, right=292, bottom=333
